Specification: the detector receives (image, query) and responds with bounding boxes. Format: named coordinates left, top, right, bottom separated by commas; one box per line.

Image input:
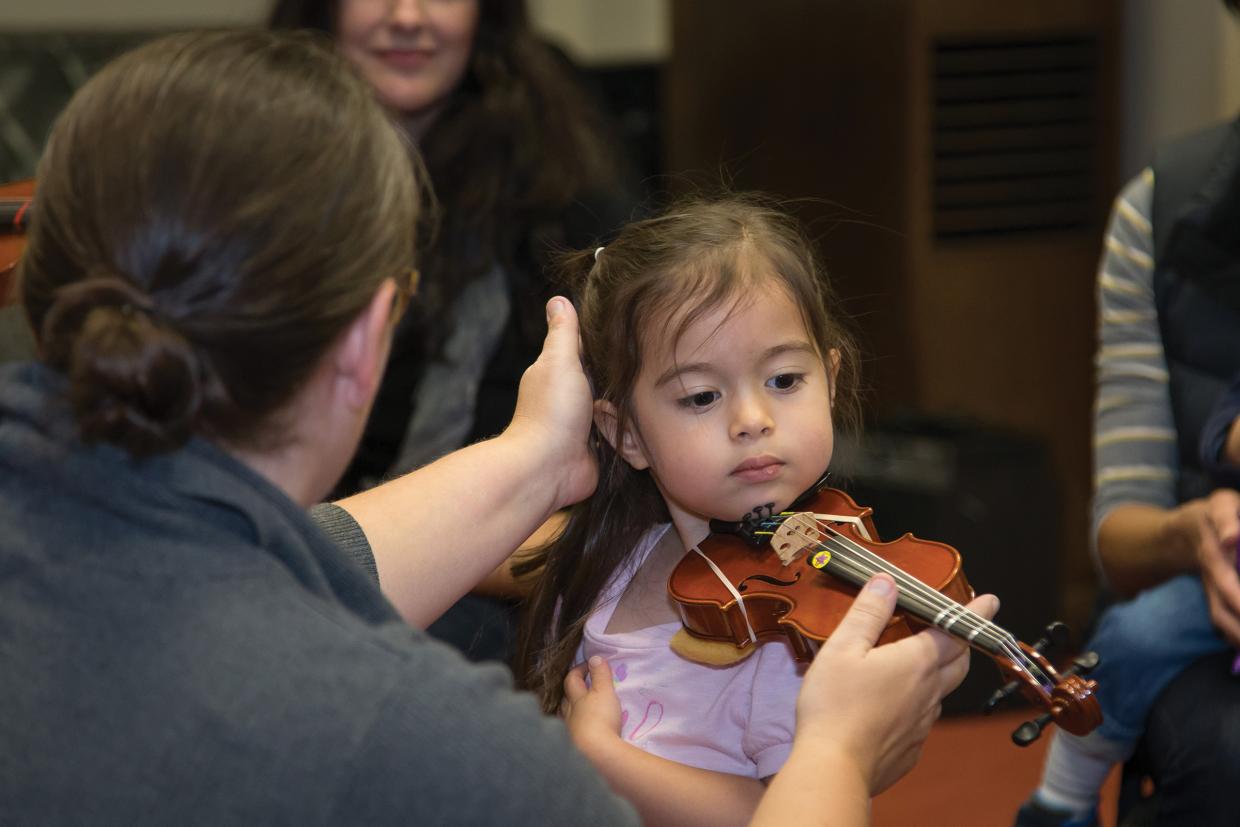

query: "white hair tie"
left=594, top=246, right=605, bottom=261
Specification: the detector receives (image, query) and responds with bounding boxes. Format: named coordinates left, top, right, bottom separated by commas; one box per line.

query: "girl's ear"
left=827, top=348, right=841, bottom=406
left=593, top=399, right=651, bottom=470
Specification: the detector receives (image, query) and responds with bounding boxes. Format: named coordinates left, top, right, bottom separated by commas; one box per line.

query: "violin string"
left=783, top=518, right=972, bottom=628
left=817, top=539, right=1051, bottom=691
left=816, top=539, right=1011, bottom=653
left=762, top=512, right=1053, bottom=690
left=783, top=518, right=1053, bottom=690
left=783, top=519, right=1007, bottom=651
left=809, top=525, right=1042, bottom=680
left=812, top=522, right=1053, bottom=690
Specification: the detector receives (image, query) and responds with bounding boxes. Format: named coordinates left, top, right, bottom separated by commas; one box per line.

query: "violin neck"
left=818, top=553, right=1008, bottom=658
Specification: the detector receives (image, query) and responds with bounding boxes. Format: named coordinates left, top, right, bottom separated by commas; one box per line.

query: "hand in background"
left=1171, top=489, right=1240, bottom=644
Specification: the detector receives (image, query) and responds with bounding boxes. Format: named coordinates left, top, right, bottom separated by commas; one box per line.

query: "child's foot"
left=1013, top=798, right=1097, bottom=827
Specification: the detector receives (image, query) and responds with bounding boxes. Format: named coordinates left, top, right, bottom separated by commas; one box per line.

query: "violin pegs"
left=1033, top=621, right=1071, bottom=655
left=1067, top=650, right=1100, bottom=675
left=1012, top=712, right=1054, bottom=747
left=983, top=679, right=1022, bottom=714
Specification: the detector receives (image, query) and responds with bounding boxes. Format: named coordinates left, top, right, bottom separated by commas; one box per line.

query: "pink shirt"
left=578, top=524, right=805, bottom=779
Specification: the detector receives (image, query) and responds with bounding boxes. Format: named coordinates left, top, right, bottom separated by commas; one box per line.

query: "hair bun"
left=41, top=276, right=204, bottom=456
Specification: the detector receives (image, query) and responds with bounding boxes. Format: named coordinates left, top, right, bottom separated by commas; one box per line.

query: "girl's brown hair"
left=514, top=195, right=862, bottom=712
left=19, top=29, right=419, bottom=456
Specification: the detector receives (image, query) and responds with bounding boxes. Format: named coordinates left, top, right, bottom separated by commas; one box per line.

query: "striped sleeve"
left=1093, top=168, right=1178, bottom=543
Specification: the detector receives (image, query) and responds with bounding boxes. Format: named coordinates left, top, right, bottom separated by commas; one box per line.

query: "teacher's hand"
left=795, top=574, right=999, bottom=795
left=508, top=297, right=598, bottom=511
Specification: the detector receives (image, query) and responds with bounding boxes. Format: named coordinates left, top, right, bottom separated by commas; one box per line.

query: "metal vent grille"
left=932, top=35, right=1099, bottom=240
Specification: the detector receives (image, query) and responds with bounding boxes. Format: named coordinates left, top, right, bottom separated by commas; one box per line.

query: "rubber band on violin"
left=667, top=472, right=1103, bottom=746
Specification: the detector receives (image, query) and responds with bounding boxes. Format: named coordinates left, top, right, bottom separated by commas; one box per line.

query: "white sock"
left=1033, top=729, right=1132, bottom=814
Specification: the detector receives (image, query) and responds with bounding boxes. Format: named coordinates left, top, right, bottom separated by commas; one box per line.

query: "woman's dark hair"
left=514, top=195, right=863, bottom=712
left=269, top=0, right=627, bottom=356
left=20, top=29, right=419, bottom=456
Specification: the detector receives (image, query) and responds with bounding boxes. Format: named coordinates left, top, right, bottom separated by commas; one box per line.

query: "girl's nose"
left=730, top=395, right=774, bottom=440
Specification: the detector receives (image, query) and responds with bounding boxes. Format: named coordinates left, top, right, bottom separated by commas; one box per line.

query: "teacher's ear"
left=334, top=278, right=398, bottom=412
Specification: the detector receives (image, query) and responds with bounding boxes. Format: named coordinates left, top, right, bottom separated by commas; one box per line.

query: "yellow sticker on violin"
left=811, top=550, right=831, bottom=569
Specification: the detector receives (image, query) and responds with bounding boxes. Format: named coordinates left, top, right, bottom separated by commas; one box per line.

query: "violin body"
left=668, top=485, right=1103, bottom=740
left=670, top=488, right=973, bottom=660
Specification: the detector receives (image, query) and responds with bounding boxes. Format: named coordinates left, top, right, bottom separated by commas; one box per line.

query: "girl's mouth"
left=731, top=457, right=784, bottom=483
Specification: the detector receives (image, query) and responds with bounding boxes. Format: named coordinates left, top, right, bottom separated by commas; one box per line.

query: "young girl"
left=516, top=195, right=865, bottom=826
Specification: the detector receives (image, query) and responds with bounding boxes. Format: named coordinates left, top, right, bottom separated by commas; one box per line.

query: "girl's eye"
left=678, top=390, right=720, bottom=409
left=768, top=373, right=805, bottom=391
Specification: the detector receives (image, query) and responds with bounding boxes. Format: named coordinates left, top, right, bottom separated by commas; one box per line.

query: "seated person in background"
left=1016, top=27, right=1240, bottom=820
left=269, top=0, right=641, bottom=662
left=270, top=0, right=636, bottom=492
left=0, top=29, right=983, bottom=826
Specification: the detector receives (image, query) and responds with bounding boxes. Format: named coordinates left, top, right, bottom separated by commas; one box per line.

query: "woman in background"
left=271, top=0, right=634, bottom=490
left=269, top=0, right=638, bottom=659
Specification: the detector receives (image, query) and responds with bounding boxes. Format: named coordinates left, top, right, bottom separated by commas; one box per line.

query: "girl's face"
left=604, top=278, right=837, bottom=544
left=336, top=0, right=479, bottom=122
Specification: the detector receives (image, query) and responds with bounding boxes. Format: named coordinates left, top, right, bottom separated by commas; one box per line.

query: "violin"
left=0, top=179, right=34, bottom=305
left=667, top=484, right=1103, bottom=745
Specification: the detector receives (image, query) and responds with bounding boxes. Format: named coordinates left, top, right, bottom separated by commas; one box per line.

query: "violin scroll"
left=985, top=622, right=1102, bottom=745
left=1003, top=644, right=1102, bottom=743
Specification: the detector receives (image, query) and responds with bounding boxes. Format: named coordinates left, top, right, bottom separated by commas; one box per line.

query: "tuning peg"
left=1032, top=621, right=1071, bottom=655
left=984, top=679, right=1022, bottom=714
left=983, top=624, right=1092, bottom=720
left=1066, top=651, right=1100, bottom=675
left=983, top=636, right=1096, bottom=717
left=1012, top=712, right=1054, bottom=747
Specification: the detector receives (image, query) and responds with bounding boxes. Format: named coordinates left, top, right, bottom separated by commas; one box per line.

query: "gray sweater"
left=0, top=361, right=636, bottom=826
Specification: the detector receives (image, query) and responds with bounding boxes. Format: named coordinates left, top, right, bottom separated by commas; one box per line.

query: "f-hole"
left=738, top=572, right=802, bottom=592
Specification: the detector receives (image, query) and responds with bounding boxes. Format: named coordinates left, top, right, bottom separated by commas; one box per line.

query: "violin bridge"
left=770, top=513, right=821, bottom=565
left=808, top=513, right=873, bottom=542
